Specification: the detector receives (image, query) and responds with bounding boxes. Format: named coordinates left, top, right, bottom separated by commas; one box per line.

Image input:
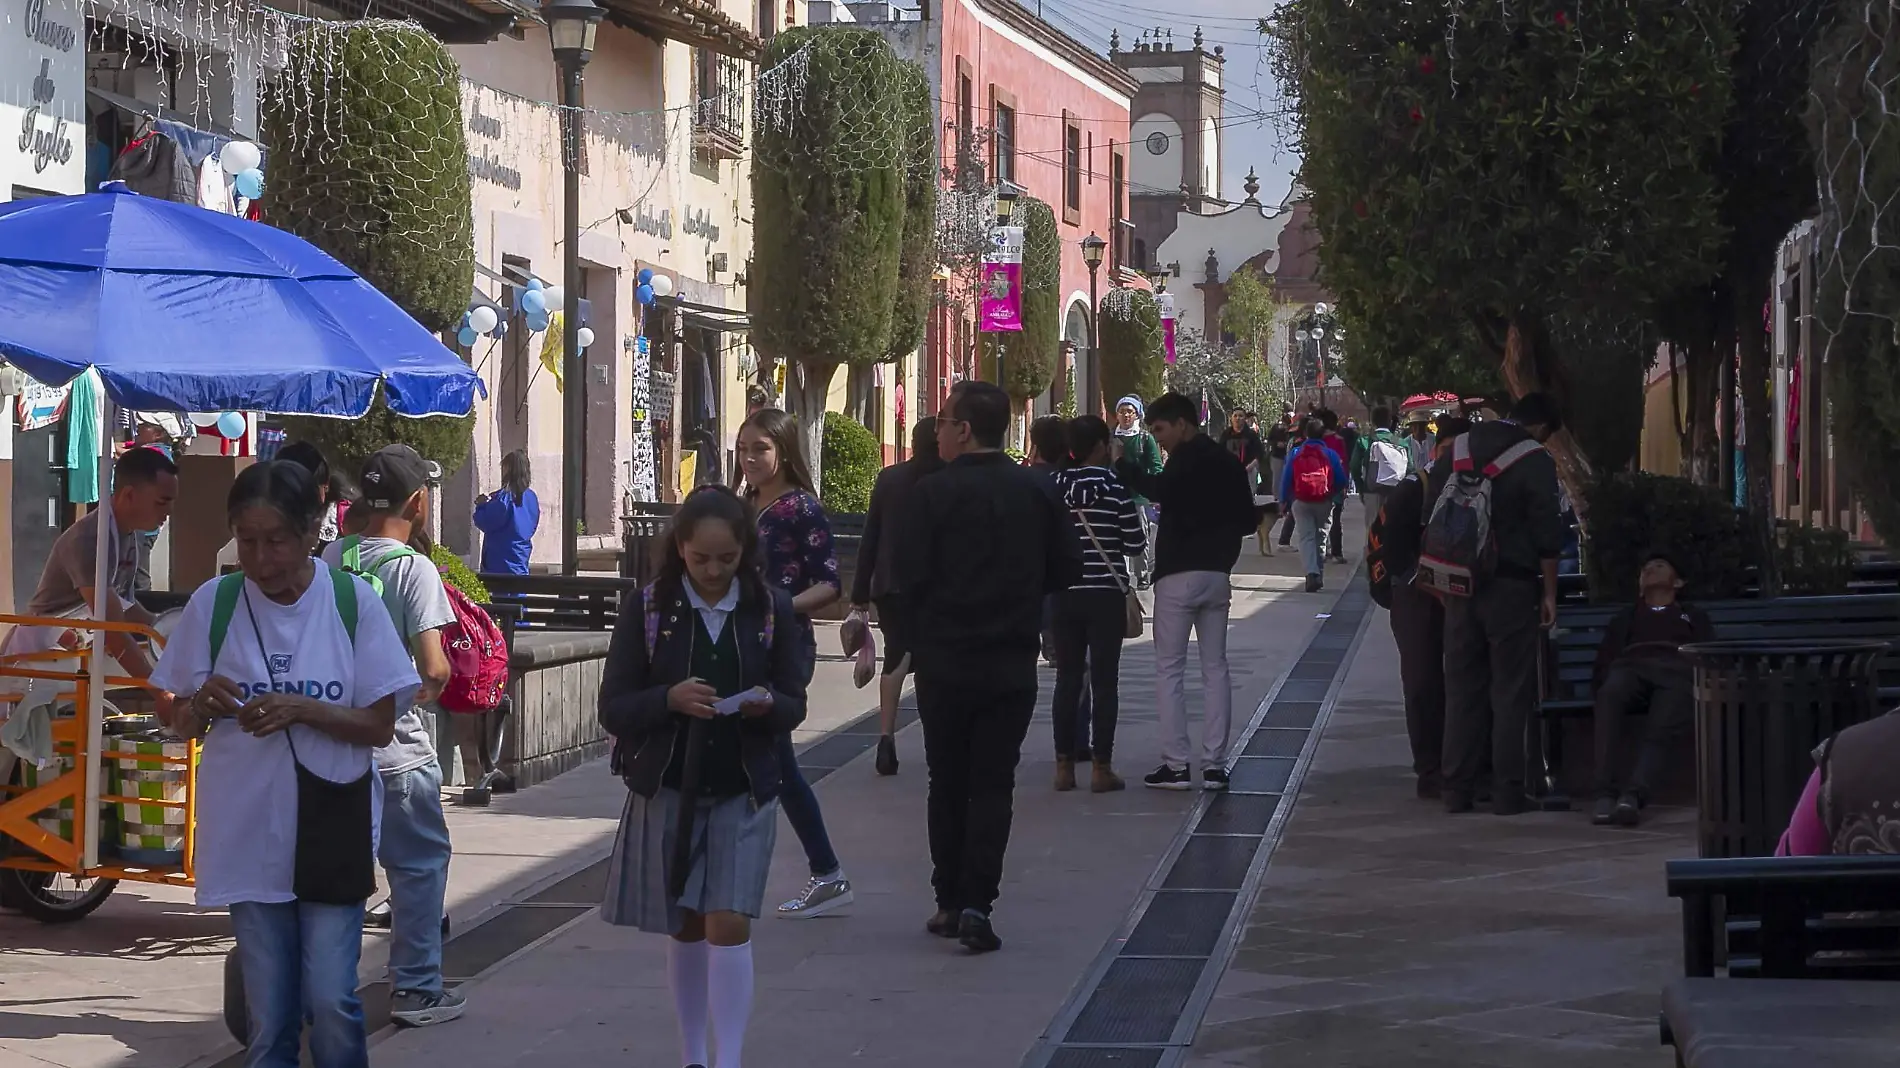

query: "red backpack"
left=437, top=580, right=510, bottom=714
left=1290, top=444, right=1335, bottom=502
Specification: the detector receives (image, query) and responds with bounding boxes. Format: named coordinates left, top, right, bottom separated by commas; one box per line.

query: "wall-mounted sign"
left=682, top=207, right=720, bottom=242
left=3, top=0, right=84, bottom=194
left=463, top=89, right=521, bottom=191
left=630, top=205, right=672, bottom=240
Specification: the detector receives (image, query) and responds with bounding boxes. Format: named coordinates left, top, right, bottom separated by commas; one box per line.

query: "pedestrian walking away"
left=850, top=416, right=946, bottom=777
left=897, top=381, right=1082, bottom=952
left=598, top=486, right=811, bottom=1068
left=1052, top=415, right=1145, bottom=794
left=320, top=444, right=465, bottom=1028
left=1368, top=417, right=1465, bottom=799
left=1318, top=410, right=1352, bottom=563
left=153, top=461, right=420, bottom=1068
left=1280, top=417, right=1348, bottom=593
left=737, top=409, right=853, bottom=919
left=1114, top=392, right=1255, bottom=792
left=1351, top=405, right=1410, bottom=531
left=1112, top=396, right=1164, bottom=587
left=1434, top=393, right=1565, bottom=817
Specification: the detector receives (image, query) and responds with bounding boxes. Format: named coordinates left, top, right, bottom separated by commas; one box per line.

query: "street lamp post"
left=1081, top=231, right=1105, bottom=414
left=546, top=0, right=603, bottom=576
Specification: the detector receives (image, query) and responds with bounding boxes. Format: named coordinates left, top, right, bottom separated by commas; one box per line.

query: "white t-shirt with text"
left=149, top=563, right=420, bottom=908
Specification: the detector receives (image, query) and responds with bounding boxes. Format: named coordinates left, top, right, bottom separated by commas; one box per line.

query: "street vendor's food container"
left=17, top=756, right=77, bottom=841
left=106, top=734, right=190, bottom=867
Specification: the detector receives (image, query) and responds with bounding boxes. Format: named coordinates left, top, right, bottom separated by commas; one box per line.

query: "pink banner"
left=979, top=226, right=1024, bottom=333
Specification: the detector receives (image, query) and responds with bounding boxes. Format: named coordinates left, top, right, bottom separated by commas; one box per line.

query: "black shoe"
left=365, top=901, right=393, bottom=929
left=1304, top=573, right=1320, bottom=593
left=1443, top=791, right=1474, bottom=814
left=875, top=735, right=899, bottom=777
left=1201, top=766, right=1230, bottom=791
left=1492, top=787, right=1527, bottom=817
left=1610, top=791, right=1643, bottom=827
left=926, top=909, right=960, bottom=938
left=1143, top=764, right=1192, bottom=791
left=1591, top=795, right=1618, bottom=826
left=958, top=909, right=1002, bottom=953
left=1416, top=775, right=1443, bottom=801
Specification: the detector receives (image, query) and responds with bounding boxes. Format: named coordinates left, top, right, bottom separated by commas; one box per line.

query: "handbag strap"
left=1073, top=509, right=1132, bottom=598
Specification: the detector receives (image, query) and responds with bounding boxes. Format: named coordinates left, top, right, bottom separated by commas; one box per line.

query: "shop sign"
left=630, top=205, right=672, bottom=240
left=16, top=377, right=69, bottom=431
left=11, top=0, right=79, bottom=178
left=464, top=95, right=521, bottom=191
left=682, top=207, right=720, bottom=241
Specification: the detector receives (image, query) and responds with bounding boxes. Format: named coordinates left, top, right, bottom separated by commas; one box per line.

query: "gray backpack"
left=1413, top=434, right=1543, bottom=599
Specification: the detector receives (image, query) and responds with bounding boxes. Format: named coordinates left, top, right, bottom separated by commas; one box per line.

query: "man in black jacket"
left=1440, top=393, right=1566, bottom=816
left=896, top=382, right=1083, bottom=953
left=1114, top=392, right=1257, bottom=792
left=851, top=417, right=943, bottom=777
left=1374, top=417, right=1466, bottom=800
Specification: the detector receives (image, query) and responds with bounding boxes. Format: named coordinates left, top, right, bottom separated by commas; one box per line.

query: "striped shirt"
left=1054, top=466, right=1145, bottom=591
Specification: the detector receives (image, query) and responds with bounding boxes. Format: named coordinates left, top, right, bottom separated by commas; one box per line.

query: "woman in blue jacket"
left=473, top=449, right=538, bottom=575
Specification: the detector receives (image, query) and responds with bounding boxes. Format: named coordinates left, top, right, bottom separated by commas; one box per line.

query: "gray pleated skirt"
left=601, top=787, right=778, bottom=934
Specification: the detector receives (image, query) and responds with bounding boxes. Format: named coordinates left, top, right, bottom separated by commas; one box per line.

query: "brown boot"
left=1091, top=760, right=1126, bottom=793
left=1054, top=757, right=1077, bottom=792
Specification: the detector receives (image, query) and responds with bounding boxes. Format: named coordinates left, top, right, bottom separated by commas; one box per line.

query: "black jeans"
left=1389, top=579, right=1446, bottom=783
left=1328, top=495, right=1345, bottom=558
left=1592, top=658, right=1695, bottom=801
left=1051, top=588, right=1126, bottom=761
left=914, top=651, right=1039, bottom=914
left=1441, top=576, right=1541, bottom=801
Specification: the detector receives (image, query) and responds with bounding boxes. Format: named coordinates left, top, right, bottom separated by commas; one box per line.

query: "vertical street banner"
left=979, top=226, right=1025, bottom=333
left=1158, top=291, right=1178, bottom=364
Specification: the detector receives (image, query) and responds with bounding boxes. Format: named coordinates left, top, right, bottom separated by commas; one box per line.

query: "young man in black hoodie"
left=897, top=382, right=1083, bottom=952
left=1114, top=392, right=1257, bottom=791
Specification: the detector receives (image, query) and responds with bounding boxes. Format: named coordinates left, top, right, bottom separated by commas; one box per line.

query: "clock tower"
left=1111, top=26, right=1226, bottom=274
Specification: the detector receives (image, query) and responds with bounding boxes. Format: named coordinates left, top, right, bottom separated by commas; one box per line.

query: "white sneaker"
left=776, top=872, right=854, bottom=918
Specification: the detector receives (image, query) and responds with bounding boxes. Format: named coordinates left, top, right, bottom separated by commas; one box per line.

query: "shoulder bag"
left=1074, top=510, right=1144, bottom=640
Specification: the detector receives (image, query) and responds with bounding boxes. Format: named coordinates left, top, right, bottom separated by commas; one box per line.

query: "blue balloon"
left=216, top=411, right=246, bottom=439
left=636, top=283, right=655, bottom=305
left=525, top=278, right=545, bottom=291
left=637, top=268, right=654, bottom=286
left=458, top=326, right=478, bottom=346
left=232, top=168, right=264, bottom=200
left=520, top=289, right=547, bottom=315
left=528, top=312, right=551, bottom=334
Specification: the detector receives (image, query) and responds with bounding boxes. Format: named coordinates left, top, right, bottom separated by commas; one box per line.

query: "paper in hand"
left=712, top=687, right=770, bottom=716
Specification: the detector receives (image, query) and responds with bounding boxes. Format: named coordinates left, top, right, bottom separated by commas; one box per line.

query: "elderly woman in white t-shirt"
left=154, top=461, right=418, bottom=1068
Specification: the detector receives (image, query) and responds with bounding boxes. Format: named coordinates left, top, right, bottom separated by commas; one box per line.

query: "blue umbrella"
left=0, top=184, right=484, bottom=417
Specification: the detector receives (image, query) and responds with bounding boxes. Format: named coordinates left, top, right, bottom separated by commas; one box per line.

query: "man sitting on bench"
left=1591, top=552, right=1712, bottom=827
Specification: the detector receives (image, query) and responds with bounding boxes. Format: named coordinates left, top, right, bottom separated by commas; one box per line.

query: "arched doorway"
left=1063, top=297, right=1094, bottom=415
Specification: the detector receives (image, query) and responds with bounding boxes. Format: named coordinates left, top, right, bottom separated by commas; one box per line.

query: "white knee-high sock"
left=667, top=939, right=710, bottom=1067
left=707, top=941, right=755, bottom=1068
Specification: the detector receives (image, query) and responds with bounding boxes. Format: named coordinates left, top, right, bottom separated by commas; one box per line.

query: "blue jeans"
left=230, top=900, right=368, bottom=1068
left=774, top=732, right=839, bottom=876
left=381, top=761, right=452, bottom=996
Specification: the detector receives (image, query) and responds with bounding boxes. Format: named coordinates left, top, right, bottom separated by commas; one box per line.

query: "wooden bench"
left=478, top=574, right=640, bottom=633
left=1659, top=855, right=1900, bottom=1067
left=1534, top=595, right=1900, bottom=806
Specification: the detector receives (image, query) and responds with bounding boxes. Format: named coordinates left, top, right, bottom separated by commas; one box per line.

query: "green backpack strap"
left=206, top=572, right=246, bottom=670
left=336, top=534, right=417, bottom=599
left=330, top=566, right=358, bottom=644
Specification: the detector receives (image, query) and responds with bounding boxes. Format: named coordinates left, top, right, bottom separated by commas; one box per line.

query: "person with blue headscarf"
left=1111, top=396, right=1163, bottom=586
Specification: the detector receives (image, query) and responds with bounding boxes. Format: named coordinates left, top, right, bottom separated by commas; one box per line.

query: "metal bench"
left=478, top=573, right=639, bottom=632
left=1534, top=595, right=1900, bottom=807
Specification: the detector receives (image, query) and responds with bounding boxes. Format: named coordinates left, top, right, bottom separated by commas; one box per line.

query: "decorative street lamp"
left=1081, top=231, right=1105, bottom=412
left=545, top=0, right=603, bottom=575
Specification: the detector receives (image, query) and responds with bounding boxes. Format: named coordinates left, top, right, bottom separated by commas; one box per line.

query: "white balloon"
left=576, top=327, right=596, bottom=349
left=543, top=285, right=566, bottom=308
left=649, top=273, right=674, bottom=297
left=468, top=305, right=500, bottom=334
left=218, top=140, right=261, bottom=175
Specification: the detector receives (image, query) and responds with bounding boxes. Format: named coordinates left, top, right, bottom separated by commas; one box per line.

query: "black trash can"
left=1681, top=639, right=1888, bottom=858
left=620, top=506, right=677, bottom=585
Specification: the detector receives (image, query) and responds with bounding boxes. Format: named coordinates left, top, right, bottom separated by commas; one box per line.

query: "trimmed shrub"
left=1584, top=473, right=1747, bottom=601
left=820, top=412, right=880, bottom=514
left=1098, top=289, right=1167, bottom=413
left=886, top=61, right=937, bottom=364
left=431, top=544, right=491, bottom=604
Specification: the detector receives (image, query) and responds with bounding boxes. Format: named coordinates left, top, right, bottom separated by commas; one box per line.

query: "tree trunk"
left=788, top=360, right=839, bottom=494
left=845, top=363, right=878, bottom=428
left=1501, top=316, right=1596, bottom=530
left=1736, top=277, right=1781, bottom=597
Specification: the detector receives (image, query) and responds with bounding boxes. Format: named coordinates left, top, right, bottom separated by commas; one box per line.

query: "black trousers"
left=1592, top=659, right=1695, bottom=801
left=1441, top=577, right=1541, bottom=799
left=1051, top=588, right=1126, bottom=761
left=1389, top=579, right=1446, bottom=782
left=914, top=651, right=1039, bottom=914
left=1328, top=495, right=1345, bottom=557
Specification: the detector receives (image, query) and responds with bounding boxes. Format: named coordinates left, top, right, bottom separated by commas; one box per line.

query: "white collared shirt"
left=684, top=580, right=741, bottom=644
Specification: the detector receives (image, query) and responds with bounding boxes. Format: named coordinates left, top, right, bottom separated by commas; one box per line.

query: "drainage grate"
left=1046, top=1049, right=1165, bottom=1068
left=1194, top=792, right=1279, bottom=836
left=1263, top=701, right=1322, bottom=728
left=1271, top=678, right=1333, bottom=702
left=1161, top=837, right=1255, bottom=891
left=1225, top=757, right=1294, bottom=795
left=1122, top=890, right=1236, bottom=956
left=1064, top=957, right=1203, bottom=1044
left=1243, top=729, right=1307, bottom=758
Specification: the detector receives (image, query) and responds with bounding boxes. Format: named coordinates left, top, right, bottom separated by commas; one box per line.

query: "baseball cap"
left=358, top=444, right=430, bottom=512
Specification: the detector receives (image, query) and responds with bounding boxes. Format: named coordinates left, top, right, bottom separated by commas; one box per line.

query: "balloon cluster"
left=218, top=141, right=265, bottom=204
left=457, top=300, right=506, bottom=348
left=636, top=267, right=674, bottom=306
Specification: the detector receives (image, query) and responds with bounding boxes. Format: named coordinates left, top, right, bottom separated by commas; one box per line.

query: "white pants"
left=1152, top=571, right=1234, bottom=768
left=1362, top=490, right=1385, bottom=529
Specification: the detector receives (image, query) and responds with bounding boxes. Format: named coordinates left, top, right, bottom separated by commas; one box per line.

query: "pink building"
left=854, top=0, right=1139, bottom=416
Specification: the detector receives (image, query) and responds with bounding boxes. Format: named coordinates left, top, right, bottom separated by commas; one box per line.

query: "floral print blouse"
left=755, top=488, right=840, bottom=608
